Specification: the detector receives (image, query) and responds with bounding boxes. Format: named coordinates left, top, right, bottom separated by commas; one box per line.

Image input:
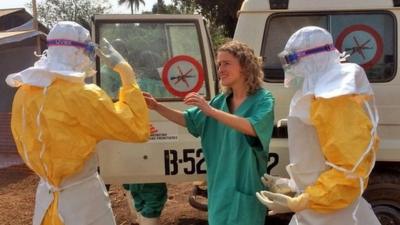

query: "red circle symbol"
left=335, top=24, right=383, bottom=69
left=162, top=55, right=204, bottom=97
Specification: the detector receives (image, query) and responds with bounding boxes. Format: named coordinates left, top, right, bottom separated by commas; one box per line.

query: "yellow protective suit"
left=306, top=95, right=379, bottom=212
left=256, top=26, right=381, bottom=225
left=11, top=72, right=149, bottom=224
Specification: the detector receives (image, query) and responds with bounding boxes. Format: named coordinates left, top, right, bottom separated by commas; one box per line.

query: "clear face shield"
left=47, top=39, right=97, bottom=60
left=278, top=44, right=336, bottom=69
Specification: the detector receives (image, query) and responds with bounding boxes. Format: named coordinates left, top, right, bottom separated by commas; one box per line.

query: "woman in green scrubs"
left=143, top=40, right=275, bottom=225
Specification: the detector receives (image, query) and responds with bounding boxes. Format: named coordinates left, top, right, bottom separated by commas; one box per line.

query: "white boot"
left=124, top=189, right=140, bottom=224
left=140, top=216, right=160, bottom=225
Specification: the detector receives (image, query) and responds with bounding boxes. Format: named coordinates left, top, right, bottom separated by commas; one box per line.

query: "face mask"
left=283, top=66, right=305, bottom=89
left=83, top=59, right=96, bottom=77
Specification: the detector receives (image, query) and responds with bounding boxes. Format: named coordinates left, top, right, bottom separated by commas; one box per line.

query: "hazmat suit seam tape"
left=350, top=100, right=377, bottom=177
left=37, top=87, right=50, bottom=177
left=21, top=105, right=32, bottom=168
left=324, top=98, right=378, bottom=183
left=351, top=197, right=361, bottom=225
left=286, top=164, right=299, bottom=193
left=364, top=97, right=378, bottom=178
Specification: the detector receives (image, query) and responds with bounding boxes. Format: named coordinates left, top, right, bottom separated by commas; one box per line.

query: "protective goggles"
left=47, top=39, right=97, bottom=60
left=278, top=44, right=336, bottom=68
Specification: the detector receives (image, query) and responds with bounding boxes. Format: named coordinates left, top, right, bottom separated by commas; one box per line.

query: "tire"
left=363, top=170, right=400, bottom=225
left=188, top=185, right=208, bottom=211
left=267, top=213, right=292, bottom=225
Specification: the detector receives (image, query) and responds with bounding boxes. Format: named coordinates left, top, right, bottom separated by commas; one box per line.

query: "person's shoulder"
left=342, top=62, right=362, bottom=69
left=341, top=62, right=365, bottom=74
left=248, top=88, right=275, bottom=110
left=253, top=88, right=274, bottom=101
left=210, top=92, right=227, bottom=105
left=83, top=83, right=106, bottom=95
left=64, top=82, right=104, bottom=97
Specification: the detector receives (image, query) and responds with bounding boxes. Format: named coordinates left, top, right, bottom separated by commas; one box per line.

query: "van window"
left=262, top=12, right=395, bottom=83
left=96, top=21, right=208, bottom=101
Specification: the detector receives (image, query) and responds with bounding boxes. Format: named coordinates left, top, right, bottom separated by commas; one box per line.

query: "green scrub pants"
left=123, top=183, right=167, bottom=218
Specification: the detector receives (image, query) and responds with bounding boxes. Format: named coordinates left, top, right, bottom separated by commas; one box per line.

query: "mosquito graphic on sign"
left=335, top=24, right=383, bottom=69
left=162, top=55, right=204, bottom=97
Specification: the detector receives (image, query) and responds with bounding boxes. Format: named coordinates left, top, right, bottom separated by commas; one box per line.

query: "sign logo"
left=335, top=24, right=383, bottom=69
left=162, top=55, right=204, bottom=97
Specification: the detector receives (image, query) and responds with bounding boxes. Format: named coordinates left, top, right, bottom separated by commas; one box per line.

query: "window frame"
left=260, top=10, right=397, bottom=83
left=94, top=17, right=211, bottom=102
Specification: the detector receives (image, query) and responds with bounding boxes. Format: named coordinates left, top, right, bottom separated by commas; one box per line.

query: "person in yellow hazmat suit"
left=5, top=21, right=149, bottom=225
left=256, top=26, right=381, bottom=225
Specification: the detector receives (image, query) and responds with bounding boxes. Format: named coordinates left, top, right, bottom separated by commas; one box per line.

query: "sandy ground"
left=0, top=162, right=291, bottom=225
left=0, top=164, right=208, bottom=225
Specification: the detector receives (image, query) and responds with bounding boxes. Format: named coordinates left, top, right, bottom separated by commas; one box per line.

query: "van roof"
left=240, top=0, right=395, bottom=12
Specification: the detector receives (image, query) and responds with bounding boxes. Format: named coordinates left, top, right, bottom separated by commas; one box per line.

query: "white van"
left=234, top=1, right=400, bottom=224
left=94, top=1, right=400, bottom=224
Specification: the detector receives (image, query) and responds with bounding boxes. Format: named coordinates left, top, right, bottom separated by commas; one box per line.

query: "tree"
left=151, top=0, right=168, bottom=14
left=148, top=0, right=229, bottom=49
left=118, top=0, right=145, bottom=14
left=147, top=0, right=197, bottom=14
left=28, top=0, right=111, bottom=29
left=177, top=0, right=244, bottom=37
left=199, top=0, right=244, bottom=37
left=170, top=0, right=198, bottom=14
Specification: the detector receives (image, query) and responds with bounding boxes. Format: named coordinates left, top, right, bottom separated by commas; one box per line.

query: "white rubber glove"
left=256, top=191, right=309, bottom=215
left=95, top=38, right=134, bottom=86
left=261, top=174, right=294, bottom=195
left=95, top=38, right=126, bottom=69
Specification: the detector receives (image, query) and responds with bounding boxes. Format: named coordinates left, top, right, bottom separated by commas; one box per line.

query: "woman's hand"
left=142, top=92, right=186, bottom=127
left=184, top=92, right=214, bottom=116
left=184, top=92, right=256, bottom=136
left=143, top=92, right=159, bottom=110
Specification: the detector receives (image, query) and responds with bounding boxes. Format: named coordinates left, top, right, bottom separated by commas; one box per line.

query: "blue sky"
left=0, top=0, right=171, bottom=13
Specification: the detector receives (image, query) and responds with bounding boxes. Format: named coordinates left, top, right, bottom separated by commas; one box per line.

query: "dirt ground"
left=0, top=164, right=290, bottom=225
left=0, top=164, right=208, bottom=225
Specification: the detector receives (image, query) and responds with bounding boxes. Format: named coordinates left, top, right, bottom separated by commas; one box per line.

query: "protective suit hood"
left=283, top=26, right=373, bottom=98
left=6, top=21, right=95, bottom=88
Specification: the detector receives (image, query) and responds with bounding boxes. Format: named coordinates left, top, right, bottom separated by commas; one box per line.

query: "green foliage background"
left=28, top=0, right=111, bottom=30
left=29, top=0, right=244, bottom=49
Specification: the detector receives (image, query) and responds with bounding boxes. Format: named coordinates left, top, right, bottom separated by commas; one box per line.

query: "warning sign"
left=335, top=24, right=383, bottom=69
left=162, top=55, right=204, bottom=97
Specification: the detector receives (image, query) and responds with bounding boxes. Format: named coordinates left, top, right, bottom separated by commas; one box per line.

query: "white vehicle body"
left=235, top=0, right=400, bottom=173
left=94, top=1, right=400, bottom=223
left=234, top=0, right=400, bottom=224
left=94, top=15, right=215, bottom=184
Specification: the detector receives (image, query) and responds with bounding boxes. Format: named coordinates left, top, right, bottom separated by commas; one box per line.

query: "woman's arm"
left=143, top=92, right=186, bottom=127
left=184, top=92, right=256, bottom=136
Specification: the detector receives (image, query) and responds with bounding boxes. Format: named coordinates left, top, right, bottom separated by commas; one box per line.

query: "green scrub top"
left=184, top=88, right=275, bottom=225
left=100, top=66, right=121, bottom=100
left=100, top=66, right=173, bottom=100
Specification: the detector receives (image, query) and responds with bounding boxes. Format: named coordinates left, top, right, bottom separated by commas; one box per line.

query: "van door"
left=93, top=14, right=216, bottom=184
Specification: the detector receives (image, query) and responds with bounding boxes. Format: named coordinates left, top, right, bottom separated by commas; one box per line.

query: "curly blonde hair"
left=217, top=40, right=264, bottom=95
